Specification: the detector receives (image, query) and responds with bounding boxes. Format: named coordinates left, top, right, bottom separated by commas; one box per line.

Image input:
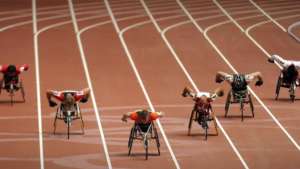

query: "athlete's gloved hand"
left=255, top=79, right=263, bottom=86
left=80, top=97, right=88, bottom=103
left=49, top=100, right=57, bottom=107
left=268, top=58, right=275, bottom=63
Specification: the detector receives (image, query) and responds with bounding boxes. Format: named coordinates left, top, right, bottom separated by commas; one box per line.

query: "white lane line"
left=0, top=12, right=106, bottom=32
left=104, top=0, right=181, bottom=168
left=141, top=0, right=248, bottom=168
left=78, top=14, right=147, bottom=35
left=213, top=0, right=245, bottom=32
left=288, top=21, right=300, bottom=42
left=0, top=2, right=103, bottom=16
left=209, top=1, right=300, bottom=151
left=67, top=0, right=112, bottom=168
left=248, top=0, right=287, bottom=32
left=32, top=1, right=44, bottom=169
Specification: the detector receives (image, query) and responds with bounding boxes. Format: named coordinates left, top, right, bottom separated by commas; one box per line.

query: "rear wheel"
left=144, top=139, right=148, bottom=160
left=290, top=83, right=296, bottom=102
left=9, top=83, right=14, bottom=105
left=240, top=100, right=244, bottom=122
left=249, top=94, right=254, bottom=118
left=225, top=91, right=231, bottom=117
left=128, top=128, right=134, bottom=156
left=275, top=76, right=282, bottom=100
left=20, top=81, right=25, bottom=102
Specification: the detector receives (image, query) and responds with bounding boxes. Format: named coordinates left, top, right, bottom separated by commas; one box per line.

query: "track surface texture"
left=0, top=0, right=299, bottom=169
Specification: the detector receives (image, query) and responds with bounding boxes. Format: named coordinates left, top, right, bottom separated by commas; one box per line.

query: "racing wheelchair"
left=225, top=89, right=254, bottom=121
left=0, top=75, right=25, bottom=105
left=188, top=102, right=218, bottom=140
left=275, top=68, right=299, bottom=102
left=53, top=102, right=84, bottom=139
left=127, top=122, right=160, bottom=160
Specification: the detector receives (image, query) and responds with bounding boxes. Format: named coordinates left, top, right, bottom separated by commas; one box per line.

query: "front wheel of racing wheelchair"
left=128, top=122, right=160, bottom=160
left=187, top=104, right=218, bottom=140
left=225, top=89, right=254, bottom=121
left=53, top=103, right=85, bottom=139
left=275, top=73, right=298, bottom=102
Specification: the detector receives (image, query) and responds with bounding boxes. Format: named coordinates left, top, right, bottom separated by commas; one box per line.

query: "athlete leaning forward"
left=182, top=87, right=224, bottom=140
left=215, top=71, right=263, bottom=121
left=122, top=109, right=163, bottom=159
left=268, top=54, right=300, bottom=101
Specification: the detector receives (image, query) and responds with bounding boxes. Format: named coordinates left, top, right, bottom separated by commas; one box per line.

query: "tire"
left=249, top=94, right=254, bottom=118
left=67, top=121, right=70, bottom=139
left=188, top=109, right=195, bottom=135
left=128, top=128, right=134, bottom=156
left=145, top=139, right=148, bottom=160
left=290, top=83, right=296, bottom=102
left=225, top=91, right=231, bottom=117
left=10, top=83, right=14, bottom=105
left=20, top=81, right=25, bottom=102
left=240, top=100, right=244, bottom=122
left=275, top=76, right=282, bottom=100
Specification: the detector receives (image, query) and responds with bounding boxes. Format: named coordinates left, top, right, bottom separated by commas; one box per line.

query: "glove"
left=255, top=79, right=263, bottom=86
left=80, top=97, right=88, bottom=103
left=215, top=74, right=224, bottom=83
left=182, top=87, right=191, bottom=97
left=49, top=100, right=57, bottom=107
left=267, top=58, right=274, bottom=63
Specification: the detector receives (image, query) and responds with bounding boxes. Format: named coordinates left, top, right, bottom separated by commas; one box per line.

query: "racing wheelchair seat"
left=127, top=122, right=160, bottom=160
left=53, top=102, right=84, bottom=139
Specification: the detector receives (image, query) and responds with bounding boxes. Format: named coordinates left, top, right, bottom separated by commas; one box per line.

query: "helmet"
left=232, top=74, right=247, bottom=91
left=7, top=65, right=17, bottom=76
left=63, top=93, right=75, bottom=107
left=137, top=109, right=150, bottom=122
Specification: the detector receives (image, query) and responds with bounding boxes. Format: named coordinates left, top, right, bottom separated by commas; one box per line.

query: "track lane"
left=36, top=0, right=107, bottom=168
left=0, top=1, right=41, bottom=169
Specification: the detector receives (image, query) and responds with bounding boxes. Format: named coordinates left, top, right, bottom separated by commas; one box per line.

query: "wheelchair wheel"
left=9, top=83, right=14, bottom=105
left=128, top=127, right=135, bottom=156
left=188, top=109, right=195, bottom=135
left=53, top=107, right=60, bottom=134
left=275, top=76, right=282, bottom=100
left=289, top=83, right=296, bottom=102
left=240, top=100, right=244, bottom=122
left=225, top=91, right=231, bottom=117
left=144, top=139, right=148, bottom=160
left=20, top=81, right=25, bottom=102
left=67, top=122, right=70, bottom=139
left=154, top=126, right=160, bottom=155
left=249, top=94, right=254, bottom=118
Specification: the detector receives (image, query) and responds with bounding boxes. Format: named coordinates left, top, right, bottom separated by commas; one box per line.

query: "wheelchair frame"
left=225, top=89, right=254, bottom=121
left=275, top=72, right=299, bottom=102
left=0, top=78, right=25, bottom=105
left=188, top=103, right=218, bottom=140
left=53, top=102, right=84, bottom=139
left=127, top=122, right=160, bottom=160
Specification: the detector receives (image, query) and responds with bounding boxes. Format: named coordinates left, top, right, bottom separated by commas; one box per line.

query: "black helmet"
left=232, top=74, right=247, bottom=91
left=7, top=65, right=16, bottom=73
left=137, top=109, right=150, bottom=121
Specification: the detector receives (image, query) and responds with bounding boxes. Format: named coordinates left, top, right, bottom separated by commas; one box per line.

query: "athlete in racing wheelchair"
left=122, top=109, right=163, bottom=160
left=216, top=71, right=263, bottom=121
left=47, top=88, right=90, bottom=139
left=182, top=86, right=223, bottom=140
left=0, top=64, right=28, bottom=104
left=268, top=54, right=300, bottom=101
